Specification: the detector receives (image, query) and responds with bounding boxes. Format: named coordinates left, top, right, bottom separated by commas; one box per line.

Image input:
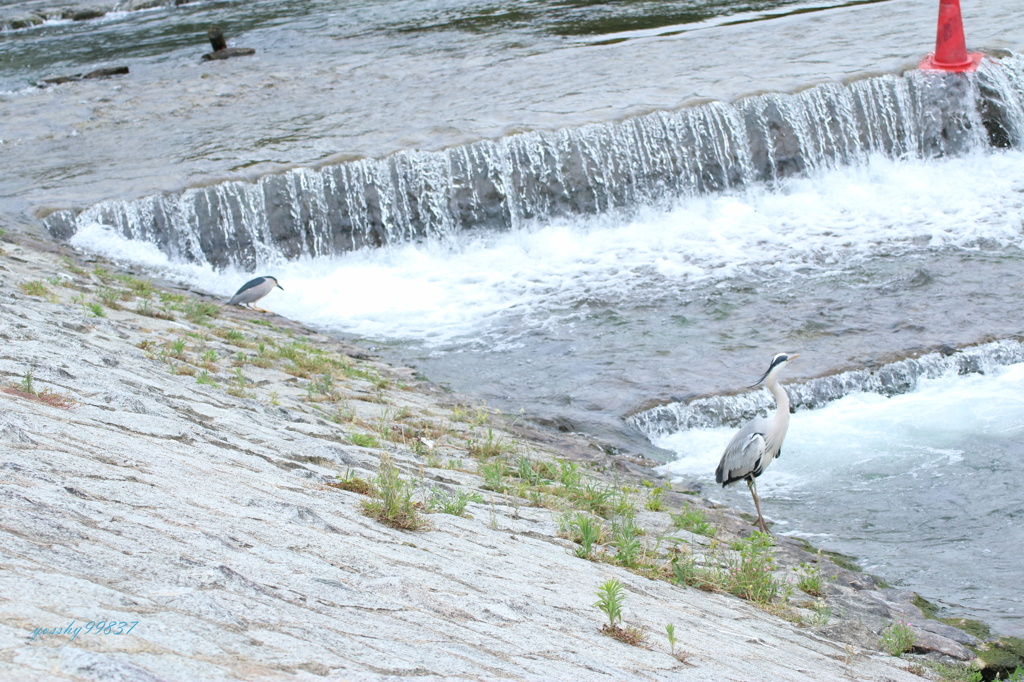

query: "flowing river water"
left=3, top=0, right=1024, bottom=636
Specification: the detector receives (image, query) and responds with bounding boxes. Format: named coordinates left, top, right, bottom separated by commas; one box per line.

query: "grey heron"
left=228, top=276, right=283, bottom=313
left=714, top=352, right=799, bottom=534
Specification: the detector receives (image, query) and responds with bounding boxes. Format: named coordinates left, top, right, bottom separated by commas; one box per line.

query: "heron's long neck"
left=766, top=375, right=791, bottom=443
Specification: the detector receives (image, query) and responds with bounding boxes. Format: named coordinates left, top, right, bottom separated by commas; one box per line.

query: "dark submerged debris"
left=37, top=66, right=129, bottom=87
left=202, top=26, right=255, bottom=61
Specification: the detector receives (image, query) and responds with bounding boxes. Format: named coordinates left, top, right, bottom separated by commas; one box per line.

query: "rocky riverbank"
left=0, top=228, right=1014, bottom=680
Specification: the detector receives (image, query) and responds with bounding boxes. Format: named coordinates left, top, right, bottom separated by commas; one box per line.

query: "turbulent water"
left=651, top=349, right=1024, bottom=634
left=4, top=0, right=1024, bottom=636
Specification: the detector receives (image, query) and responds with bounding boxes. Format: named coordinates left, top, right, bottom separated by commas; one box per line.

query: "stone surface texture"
left=0, top=235, right=962, bottom=680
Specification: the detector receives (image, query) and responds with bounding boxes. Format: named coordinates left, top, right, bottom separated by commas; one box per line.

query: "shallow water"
left=655, top=361, right=1024, bottom=635
left=7, top=0, right=1024, bottom=638
left=71, top=148, right=1024, bottom=442
left=3, top=0, right=1024, bottom=222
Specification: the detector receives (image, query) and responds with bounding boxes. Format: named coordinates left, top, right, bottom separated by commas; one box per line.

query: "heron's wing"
left=232, top=277, right=265, bottom=297
left=229, top=277, right=265, bottom=305
left=715, top=417, right=770, bottom=486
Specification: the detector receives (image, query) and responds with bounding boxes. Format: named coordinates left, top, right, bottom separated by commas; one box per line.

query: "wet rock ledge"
left=0, top=228, right=1015, bottom=681
left=2, top=1, right=199, bottom=31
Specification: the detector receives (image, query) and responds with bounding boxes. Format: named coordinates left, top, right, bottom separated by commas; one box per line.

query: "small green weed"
left=670, top=551, right=701, bottom=586
left=566, top=512, right=604, bottom=560
left=114, top=274, right=155, bottom=297
left=724, top=532, right=782, bottom=604
left=670, top=504, right=716, bottom=537
left=467, top=428, right=511, bottom=459
left=569, top=479, right=616, bottom=517
left=645, top=483, right=667, bottom=511
left=479, top=460, right=509, bottom=492
left=795, top=561, right=824, bottom=597
left=19, top=370, right=35, bottom=394
left=595, top=579, right=646, bottom=646
left=426, top=488, right=483, bottom=517
left=372, top=410, right=397, bottom=441
left=557, top=459, right=583, bottom=488
left=514, top=455, right=549, bottom=486
left=135, top=298, right=174, bottom=319
left=4, top=370, right=77, bottom=409
left=183, top=300, right=220, bottom=324
left=348, top=433, right=380, bottom=448
left=305, top=372, right=336, bottom=400
left=807, top=599, right=831, bottom=627
left=595, top=579, right=625, bottom=628
left=18, top=281, right=50, bottom=297
left=666, top=623, right=678, bottom=655
left=168, top=337, right=187, bottom=358
left=922, top=662, right=983, bottom=682
left=331, top=402, right=356, bottom=423
left=880, top=620, right=916, bottom=656
left=665, top=623, right=690, bottom=662
left=172, top=363, right=196, bottom=376
left=611, top=489, right=638, bottom=517
left=159, top=291, right=186, bottom=305
left=329, top=469, right=373, bottom=496
left=452, top=402, right=492, bottom=426
left=610, top=515, right=645, bottom=568
left=360, top=455, right=431, bottom=531
left=97, top=286, right=124, bottom=309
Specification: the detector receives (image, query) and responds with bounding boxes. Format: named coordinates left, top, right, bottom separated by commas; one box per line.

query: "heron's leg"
left=746, top=478, right=769, bottom=534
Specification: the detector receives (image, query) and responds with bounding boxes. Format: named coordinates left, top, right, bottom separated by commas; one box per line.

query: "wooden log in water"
left=202, top=26, right=255, bottom=61
left=84, top=66, right=130, bottom=79
left=38, top=66, right=129, bottom=87
left=202, top=47, right=256, bottom=61
left=64, top=7, right=106, bottom=22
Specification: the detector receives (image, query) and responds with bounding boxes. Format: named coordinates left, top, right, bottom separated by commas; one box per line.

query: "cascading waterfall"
left=978, top=52, right=1024, bottom=147
left=627, top=338, right=1024, bottom=441
left=43, top=54, right=1024, bottom=271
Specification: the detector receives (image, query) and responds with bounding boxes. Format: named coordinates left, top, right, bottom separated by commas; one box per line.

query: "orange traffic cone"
left=919, top=0, right=982, bottom=72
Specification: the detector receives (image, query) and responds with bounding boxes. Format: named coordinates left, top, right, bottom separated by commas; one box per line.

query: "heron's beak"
left=788, top=353, right=800, bottom=360
left=277, top=284, right=284, bottom=290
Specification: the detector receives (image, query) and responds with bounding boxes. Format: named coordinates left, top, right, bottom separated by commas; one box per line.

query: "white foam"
left=72, top=149, right=1024, bottom=344
left=658, top=361, right=1024, bottom=490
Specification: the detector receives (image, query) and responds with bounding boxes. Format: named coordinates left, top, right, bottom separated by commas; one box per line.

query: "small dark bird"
left=228, top=276, right=283, bottom=313
left=715, top=352, right=799, bottom=534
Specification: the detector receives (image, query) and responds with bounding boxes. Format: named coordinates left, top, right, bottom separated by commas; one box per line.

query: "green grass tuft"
left=19, top=281, right=50, bottom=297
left=426, top=488, right=483, bottom=517
left=348, top=433, right=380, bottom=448
left=670, top=504, right=716, bottom=537
left=880, top=620, right=916, bottom=656
left=360, top=455, right=431, bottom=531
